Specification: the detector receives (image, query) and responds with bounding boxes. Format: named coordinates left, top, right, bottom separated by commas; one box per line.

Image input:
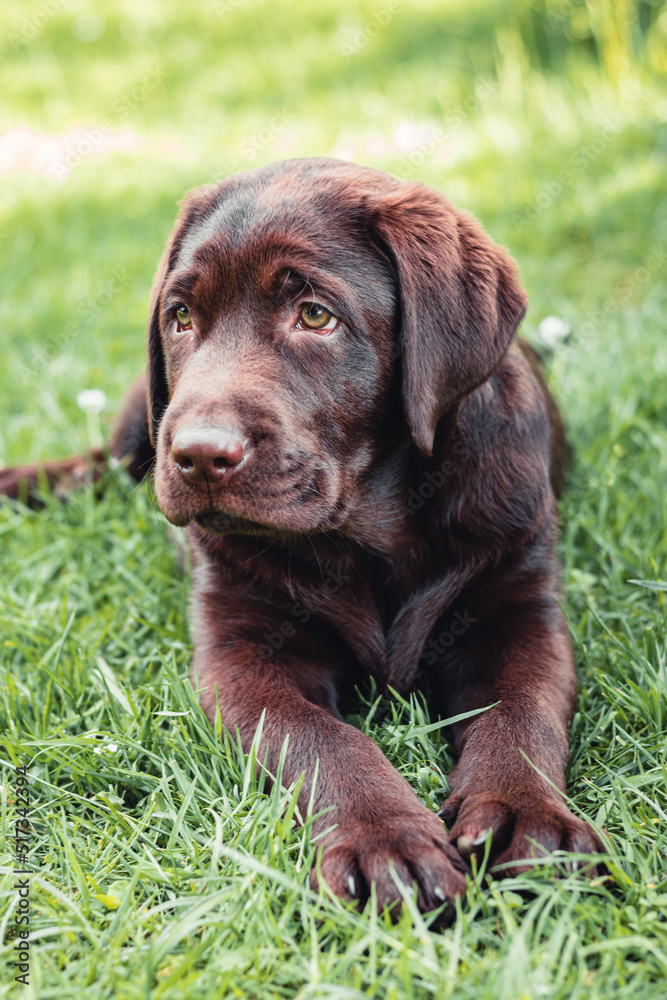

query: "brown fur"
left=0, top=159, right=602, bottom=914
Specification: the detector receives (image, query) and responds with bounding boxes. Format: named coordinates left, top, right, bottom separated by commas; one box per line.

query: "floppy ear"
left=370, top=183, right=527, bottom=455
left=146, top=187, right=216, bottom=446
left=145, top=244, right=172, bottom=447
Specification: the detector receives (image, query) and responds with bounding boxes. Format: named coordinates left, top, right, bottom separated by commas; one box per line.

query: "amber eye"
left=297, top=302, right=337, bottom=333
left=174, top=305, right=192, bottom=331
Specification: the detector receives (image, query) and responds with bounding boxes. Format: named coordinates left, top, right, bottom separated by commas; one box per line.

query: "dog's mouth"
left=156, top=443, right=347, bottom=534
left=192, top=491, right=349, bottom=536
left=192, top=493, right=350, bottom=537
left=194, top=509, right=269, bottom=536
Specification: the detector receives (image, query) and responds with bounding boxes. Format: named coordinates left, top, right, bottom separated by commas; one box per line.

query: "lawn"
left=1, top=0, right=667, bottom=997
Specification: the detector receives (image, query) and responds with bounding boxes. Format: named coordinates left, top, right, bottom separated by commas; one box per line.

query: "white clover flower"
left=77, top=389, right=107, bottom=413
left=93, top=742, right=118, bottom=755
left=538, top=316, right=571, bottom=348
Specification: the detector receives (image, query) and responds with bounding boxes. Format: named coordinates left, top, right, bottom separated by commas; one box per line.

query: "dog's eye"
left=174, top=305, right=192, bottom=332
left=297, top=302, right=337, bottom=334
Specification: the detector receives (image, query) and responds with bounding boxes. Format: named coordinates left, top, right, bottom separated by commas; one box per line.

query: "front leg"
left=435, top=574, right=604, bottom=874
left=193, top=594, right=467, bottom=913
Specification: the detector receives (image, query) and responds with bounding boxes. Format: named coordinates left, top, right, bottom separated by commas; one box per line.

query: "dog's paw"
left=438, top=790, right=605, bottom=876
left=310, top=807, right=468, bottom=916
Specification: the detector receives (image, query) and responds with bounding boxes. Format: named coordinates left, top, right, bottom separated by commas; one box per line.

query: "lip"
left=194, top=509, right=237, bottom=533
left=194, top=509, right=272, bottom=536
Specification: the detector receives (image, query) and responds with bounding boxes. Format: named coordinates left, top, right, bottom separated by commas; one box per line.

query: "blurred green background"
left=1, top=0, right=666, bottom=466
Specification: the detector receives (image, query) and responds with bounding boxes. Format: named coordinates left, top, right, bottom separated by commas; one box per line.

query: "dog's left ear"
left=369, top=183, right=527, bottom=455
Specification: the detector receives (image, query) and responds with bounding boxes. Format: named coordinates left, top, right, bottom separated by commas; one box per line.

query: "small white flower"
left=77, top=389, right=107, bottom=413
left=538, top=316, right=571, bottom=348
left=93, top=742, right=118, bottom=755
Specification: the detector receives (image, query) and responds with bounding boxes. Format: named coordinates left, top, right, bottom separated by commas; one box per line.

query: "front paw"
left=310, top=806, right=468, bottom=915
left=439, top=791, right=605, bottom=875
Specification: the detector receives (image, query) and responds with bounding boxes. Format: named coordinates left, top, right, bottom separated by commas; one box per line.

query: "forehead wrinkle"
left=165, top=252, right=236, bottom=320
left=256, top=224, right=397, bottom=312
left=190, top=186, right=275, bottom=254
left=180, top=157, right=404, bottom=260
left=188, top=178, right=366, bottom=263
left=163, top=271, right=198, bottom=301
left=172, top=185, right=398, bottom=324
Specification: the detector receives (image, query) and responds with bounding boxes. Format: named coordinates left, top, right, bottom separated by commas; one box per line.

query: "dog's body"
left=1, top=159, right=601, bottom=912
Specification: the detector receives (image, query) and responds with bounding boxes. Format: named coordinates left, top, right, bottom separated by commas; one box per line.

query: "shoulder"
left=458, top=342, right=549, bottom=442
left=429, top=343, right=556, bottom=549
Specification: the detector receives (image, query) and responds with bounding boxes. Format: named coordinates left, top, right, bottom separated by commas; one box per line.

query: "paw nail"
left=473, top=829, right=491, bottom=846
left=456, top=835, right=475, bottom=857
left=347, top=875, right=356, bottom=897
left=434, top=886, right=446, bottom=901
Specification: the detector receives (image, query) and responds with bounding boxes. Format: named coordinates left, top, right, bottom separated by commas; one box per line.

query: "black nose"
left=171, top=426, right=246, bottom=483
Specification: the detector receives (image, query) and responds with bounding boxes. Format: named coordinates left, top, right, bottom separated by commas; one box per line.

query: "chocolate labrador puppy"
left=1, top=158, right=603, bottom=913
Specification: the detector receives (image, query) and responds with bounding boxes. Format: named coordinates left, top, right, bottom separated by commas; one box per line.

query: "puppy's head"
left=147, top=158, right=526, bottom=537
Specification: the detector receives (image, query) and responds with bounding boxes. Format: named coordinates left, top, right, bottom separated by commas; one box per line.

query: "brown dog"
left=1, top=158, right=603, bottom=913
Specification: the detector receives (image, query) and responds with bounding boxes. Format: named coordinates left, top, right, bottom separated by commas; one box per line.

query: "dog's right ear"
left=146, top=186, right=217, bottom=446
left=145, top=241, right=173, bottom=448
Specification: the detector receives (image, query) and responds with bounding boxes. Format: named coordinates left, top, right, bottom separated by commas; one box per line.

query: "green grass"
left=1, top=0, right=666, bottom=996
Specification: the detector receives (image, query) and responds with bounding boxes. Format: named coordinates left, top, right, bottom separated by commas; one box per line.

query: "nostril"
left=171, top=425, right=247, bottom=483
